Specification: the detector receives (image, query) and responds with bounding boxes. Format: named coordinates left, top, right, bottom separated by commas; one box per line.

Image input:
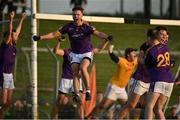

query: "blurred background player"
left=0, top=11, right=26, bottom=118
left=144, top=29, right=174, bottom=119
left=92, top=45, right=137, bottom=119
left=32, top=6, right=112, bottom=102
left=118, top=28, right=154, bottom=119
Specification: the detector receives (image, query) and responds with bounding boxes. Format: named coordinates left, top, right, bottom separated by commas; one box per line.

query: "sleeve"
left=58, top=24, right=68, bottom=34
left=63, top=49, right=68, bottom=57
left=84, top=21, right=96, bottom=34
left=109, top=52, right=119, bottom=63
left=145, top=51, right=156, bottom=68
left=89, top=25, right=96, bottom=34
left=140, top=42, right=149, bottom=52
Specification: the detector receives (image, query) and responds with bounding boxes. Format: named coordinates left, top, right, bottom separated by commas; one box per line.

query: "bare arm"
left=5, top=11, right=15, bottom=44
left=53, top=39, right=64, bottom=56
left=138, top=50, right=145, bottom=64
left=40, top=31, right=61, bottom=40
left=14, top=12, right=27, bottom=42
left=93, top=30, right=108, bottom=40
left=93, top=39, right=109, bottom=54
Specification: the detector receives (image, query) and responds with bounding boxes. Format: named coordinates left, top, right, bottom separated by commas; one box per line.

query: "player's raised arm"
left=33, top=30, right=61, bottom=41
left=108, top=45, right=119, bottom=63
left=93, top=39, right=110, bottom=54
left=138, top=50, right=145, bottom=64
left=5, top=11, right=15, bottom=44
left=93, top=30, right=113, bottom=42
left=14, top=12, right=27, bottom=42
left=53, top=36, right=65, bottom=56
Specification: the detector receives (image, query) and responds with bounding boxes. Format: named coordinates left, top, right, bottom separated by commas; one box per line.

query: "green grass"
left=1, top=18, right=180, bottom=118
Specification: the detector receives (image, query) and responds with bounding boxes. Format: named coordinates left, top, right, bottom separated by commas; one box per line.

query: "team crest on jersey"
left=68, top=27, right=74, bottom=31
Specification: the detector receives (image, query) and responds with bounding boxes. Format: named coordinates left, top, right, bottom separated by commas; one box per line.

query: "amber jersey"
left=110, top=57, right=138, bottom=88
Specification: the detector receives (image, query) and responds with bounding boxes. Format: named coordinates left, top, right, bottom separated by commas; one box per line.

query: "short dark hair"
left=72, top=6, right=84, bottom=13
left=3, top=29, right=16, bottom=38
left=124, top=48, right=137, bottom=58
left=147, top=28, right=158, bottom=40
left=155, top=26, right=169, bottom=34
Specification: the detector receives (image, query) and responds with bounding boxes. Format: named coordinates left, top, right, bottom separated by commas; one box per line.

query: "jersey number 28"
left=157, top=52, right=170, bottom=67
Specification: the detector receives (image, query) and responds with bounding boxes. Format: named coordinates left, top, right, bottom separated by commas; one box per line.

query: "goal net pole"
left=31, top=0, right=38, bottom=119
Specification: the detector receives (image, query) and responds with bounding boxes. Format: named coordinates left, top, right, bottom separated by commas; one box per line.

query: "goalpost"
left=31, top=0, right=38, bottom=119
left=31, top=0, right=180, bottom=119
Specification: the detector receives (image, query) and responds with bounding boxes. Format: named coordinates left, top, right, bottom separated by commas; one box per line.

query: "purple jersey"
left=61, top=49, right=73, bottom=79
left=0, top=42, right=16, bottom=73
left=0, top=42, right=16, bottom=81
left=59, top=22, right=95, bottom=54
left=145, top=43, right=174, bottom=83
left=133, top=42, right=151, bottom=83
left=133, top=64, right=150, bottom=83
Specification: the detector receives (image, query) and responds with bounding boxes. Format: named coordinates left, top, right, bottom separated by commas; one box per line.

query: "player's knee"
left=154, top=108, right=163, bottom=116
left=147, top=104, right=154, bottom=110
left=154, top=106, right=163, bottom=114
left=80, top=65, right=88, bottom=73
left=128, top=102, right=136, bottom=110
left=57, top=96, right=68, bottom=105
left=2, top=102, right=10, bottom=109
left=98, top=104, right=107, bottom=110
left=61, top=98, right=68, bottom=105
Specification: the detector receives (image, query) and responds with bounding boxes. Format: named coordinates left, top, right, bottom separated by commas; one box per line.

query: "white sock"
left=86, top=89, right=91, bottom=93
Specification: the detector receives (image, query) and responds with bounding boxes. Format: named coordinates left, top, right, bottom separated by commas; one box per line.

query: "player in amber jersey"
left=118, top=29, right=155, bottom=119
left=92, top=45, right=137, bottom=118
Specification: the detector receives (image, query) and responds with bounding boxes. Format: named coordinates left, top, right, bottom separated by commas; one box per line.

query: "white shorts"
left=3, top=73, right=15, bottom=89
left=131, top=79, right=150, bottom=95
left=69, top=52, right=93, bottom=64
left=59, top=78, right=83, bottom=94
left=151, top=81, right=174, bottom=97
left=104, top=83, right=128, bottom=101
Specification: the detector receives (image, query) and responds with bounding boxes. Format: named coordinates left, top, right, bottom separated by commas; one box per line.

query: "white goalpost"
left=30, top=1, right=180, bottom=119
left=31, top=0, right=38, bottom=119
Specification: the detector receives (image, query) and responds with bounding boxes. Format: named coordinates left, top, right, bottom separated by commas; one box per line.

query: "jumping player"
left=32, top=6, right=112, bottom=101
left=51, top=36, right=84, bottom=119
left=51, top=37, right=109, bottom=119
left=144, top=29, right=174, bottom=119
left=0, top=11, right=26, bottom=118
left=92, top=45, right=138, bottom=118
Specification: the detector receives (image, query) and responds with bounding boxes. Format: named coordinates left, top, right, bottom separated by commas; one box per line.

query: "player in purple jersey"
left=118, top=29, right=153, bottom=119
left=51, top=37, right=84, bottom=119
left=51, top=37, right=109, bottom=119
left=32, top=6, right=112, bottom=101
left=144, top=29, right=174, bottom=119
left=0, top=11, right=26, bottom=118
